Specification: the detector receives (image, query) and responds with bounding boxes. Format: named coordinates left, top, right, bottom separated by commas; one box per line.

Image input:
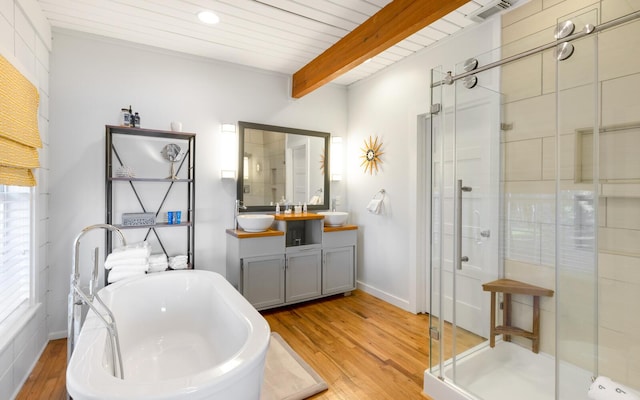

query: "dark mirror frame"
left=237, top=121, right=330, bottom=212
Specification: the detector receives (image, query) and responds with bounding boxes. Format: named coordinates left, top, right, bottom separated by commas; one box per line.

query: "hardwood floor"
left=17, top=290, right=483, bottom=399
left=16, top=338, right=67, bottom=400
left=264, top=291, right=435, bottom=399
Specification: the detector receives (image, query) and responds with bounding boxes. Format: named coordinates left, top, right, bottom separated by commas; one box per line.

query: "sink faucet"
left=235, top=200, right=247, bottom=229
left=331, top=198, right=337, bottom=212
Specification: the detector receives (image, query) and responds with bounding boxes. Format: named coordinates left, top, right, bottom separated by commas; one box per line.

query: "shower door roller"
left=456, top=180, right=472, bottom=270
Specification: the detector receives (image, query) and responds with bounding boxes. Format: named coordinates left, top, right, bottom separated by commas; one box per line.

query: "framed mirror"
left=237, top=121, right=330, bottom=212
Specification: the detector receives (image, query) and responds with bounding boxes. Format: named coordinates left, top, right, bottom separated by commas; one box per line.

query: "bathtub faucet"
left=73, top=224, right=126, bottom=300
left=69, top=224, right=126, bottom=380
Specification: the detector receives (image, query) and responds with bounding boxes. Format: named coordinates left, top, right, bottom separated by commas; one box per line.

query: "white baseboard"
left=356, top=281, right=411, bottom=312
left=48, top=330, right=67, bottom=340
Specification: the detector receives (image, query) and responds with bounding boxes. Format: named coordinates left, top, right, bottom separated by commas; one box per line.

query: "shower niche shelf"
left=105, top=125, right=196, bottom=270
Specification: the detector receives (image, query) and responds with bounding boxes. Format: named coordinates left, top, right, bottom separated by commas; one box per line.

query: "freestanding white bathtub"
left=67, top=270, right=271, bottom=400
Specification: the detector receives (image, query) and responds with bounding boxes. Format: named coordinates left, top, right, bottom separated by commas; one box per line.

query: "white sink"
left=237, top=214, right=275, bottom=232
left=317, top=211, right=348, bottom=227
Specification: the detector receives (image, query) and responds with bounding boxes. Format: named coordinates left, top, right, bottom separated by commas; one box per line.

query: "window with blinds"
left=0, top=185, right=31, bottom=325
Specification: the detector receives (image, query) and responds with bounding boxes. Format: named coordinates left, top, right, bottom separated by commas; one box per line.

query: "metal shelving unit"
left=105, top=125, right=196, bottom=271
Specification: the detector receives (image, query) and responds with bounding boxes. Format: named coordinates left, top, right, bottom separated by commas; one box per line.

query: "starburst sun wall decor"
left=360, top=135, right=384, bottom=175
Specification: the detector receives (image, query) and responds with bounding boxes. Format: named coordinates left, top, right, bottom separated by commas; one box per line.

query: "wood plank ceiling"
left=37, top=0, right=506, bottom=90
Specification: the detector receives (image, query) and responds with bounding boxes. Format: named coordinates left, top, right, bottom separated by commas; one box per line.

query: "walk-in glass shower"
left=425, top=3, right=640, bottom=400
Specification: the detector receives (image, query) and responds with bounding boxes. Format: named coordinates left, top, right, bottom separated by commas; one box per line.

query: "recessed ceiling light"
left=198, top=10, right=220, bottom=25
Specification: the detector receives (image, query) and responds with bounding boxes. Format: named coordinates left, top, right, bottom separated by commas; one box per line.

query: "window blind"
left=0, top=54, right=42, bottom=187
left=0, top=185, right=31, bottom=325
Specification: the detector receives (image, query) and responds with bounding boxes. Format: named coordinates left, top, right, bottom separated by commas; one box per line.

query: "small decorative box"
left=122, top=212, right=156, bottom=226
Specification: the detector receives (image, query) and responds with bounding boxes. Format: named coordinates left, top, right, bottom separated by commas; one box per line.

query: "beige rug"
left=261, top=333, right=328, bottom=400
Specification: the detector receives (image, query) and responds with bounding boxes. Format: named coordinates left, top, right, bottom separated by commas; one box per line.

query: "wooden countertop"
left=274, top=212, right=325, bottom=221
left=225, top=228, right=284, bottom=239
left=324, top=224, right=358, bottom=232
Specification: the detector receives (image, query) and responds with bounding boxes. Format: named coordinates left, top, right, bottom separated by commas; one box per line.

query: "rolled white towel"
left=588, top=376, right=639, bottom=400
left=169, top=255, right=188, bottom=270
left=107, top=269, right=145, bottom=284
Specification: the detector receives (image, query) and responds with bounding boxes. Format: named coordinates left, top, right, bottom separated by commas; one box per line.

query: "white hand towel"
left=104, top=256, right=148, bottom=269
left=588, top=376, right=640, bottom=400
left=107, top=245, right=151, bottom=261
left=169, top=262, right=188, bottom=270
left=367, top=199, right=382, bottom=214
left=113, top=241, right=150, bottom=251
left=148, top=264, right=168, bottom=273
left=108, top=264, right=149, bottom=274
left=148, top=254, right=168, bottom=272
left=309, top=195, right=321, bottom=205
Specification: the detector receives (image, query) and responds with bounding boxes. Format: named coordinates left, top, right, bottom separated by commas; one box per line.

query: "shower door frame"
left=428, top=60, right=502, bottom=385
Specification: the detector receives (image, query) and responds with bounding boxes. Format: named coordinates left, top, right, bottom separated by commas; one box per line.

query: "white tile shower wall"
left=502, top=0, right=640, bottom=388
left=601, top=73, right=640, bottom=127
left=0, top=0, right=51, bottom=399
left=503, top=93, right=556, bottom=143
left=504, top=139, right=543, bottom=181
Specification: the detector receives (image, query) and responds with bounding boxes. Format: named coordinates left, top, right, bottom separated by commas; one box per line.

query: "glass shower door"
left=555, top=8, right=598, bottom=400
left=429, top=62, right=502, bottom=393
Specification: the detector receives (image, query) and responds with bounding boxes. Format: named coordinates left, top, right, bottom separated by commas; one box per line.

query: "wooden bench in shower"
left=482, top=278, right=554, bottom=353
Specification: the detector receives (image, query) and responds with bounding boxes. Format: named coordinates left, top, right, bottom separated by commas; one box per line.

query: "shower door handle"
left=455, top=180, right=472, bottom=270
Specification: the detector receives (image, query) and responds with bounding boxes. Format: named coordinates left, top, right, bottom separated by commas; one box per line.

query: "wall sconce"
left=243, top=155, right=249, bottom=180
left=330, top=136, right=343, bottom=181
left=220, top=123, right=237, bottom=180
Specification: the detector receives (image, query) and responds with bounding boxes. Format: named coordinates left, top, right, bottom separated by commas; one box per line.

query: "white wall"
left=47, top=29, right=348, bottom=337
left=0, top=0, right=51, bottom=398
left=346, top=20, right=500, bottom=312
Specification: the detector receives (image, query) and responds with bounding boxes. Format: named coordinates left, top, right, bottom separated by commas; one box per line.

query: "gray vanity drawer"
left=323, top=230, right=357, bottom=247
left=236, top=236, right=285, bottom=258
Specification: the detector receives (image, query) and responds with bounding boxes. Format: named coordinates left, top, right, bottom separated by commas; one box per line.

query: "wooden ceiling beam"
left=291, top=0, right=470, bottom=98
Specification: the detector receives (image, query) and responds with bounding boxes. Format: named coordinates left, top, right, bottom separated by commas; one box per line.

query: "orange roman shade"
left=0, top=54, right=42, bottom=186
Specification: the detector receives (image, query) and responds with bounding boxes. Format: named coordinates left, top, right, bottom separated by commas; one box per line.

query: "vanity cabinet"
left=322, top=228, right=357, bottom=295
left=226, top=233, right=285, bottom=308
left=226, top=214, right=357, bottom=311
left=241, top=254, right=286, bottom=309
left=285, top=246, right=322, bottom=302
